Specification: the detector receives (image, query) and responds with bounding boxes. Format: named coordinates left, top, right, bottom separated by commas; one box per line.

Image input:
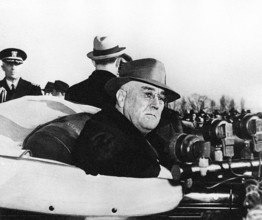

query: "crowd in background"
left=42, top=80, right=69, bottom=97
left=181, top=108, right=252, bottom=128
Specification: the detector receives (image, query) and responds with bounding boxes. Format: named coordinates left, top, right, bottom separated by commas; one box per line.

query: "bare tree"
left=188, top=93, right=209, bottom=112
left=220, top=95, right=232, bottom=112
left=210, top=99, right=216, bottom=112
left=240, top=98, right=245, bottom=111
left=220, top=95, right=226, bottom=112
left=229, top=98, right=236, bottom=110
left=170, top=93, right=246, bottom=116
left=172, top=96, right=188, bottom=115
left=180, top=96, right=188, bottom=114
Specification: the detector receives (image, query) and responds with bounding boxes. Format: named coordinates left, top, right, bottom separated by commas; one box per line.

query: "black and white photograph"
left=0, top=0, right=262, bottom=219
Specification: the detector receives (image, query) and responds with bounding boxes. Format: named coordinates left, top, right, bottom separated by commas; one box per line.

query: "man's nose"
left=150, top=96, right=160, bottom=109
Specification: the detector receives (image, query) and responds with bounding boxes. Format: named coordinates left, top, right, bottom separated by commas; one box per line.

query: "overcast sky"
left=0, top=0, right=262, bottom=111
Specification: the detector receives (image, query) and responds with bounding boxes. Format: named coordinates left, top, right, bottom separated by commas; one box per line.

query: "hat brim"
left=2, top=57, right=23, bottom=64
left=105, top=77, right=180, bottom=103
left=0, top=48, right=27, bottom=62
left=87, top=47, right=126, bottom=60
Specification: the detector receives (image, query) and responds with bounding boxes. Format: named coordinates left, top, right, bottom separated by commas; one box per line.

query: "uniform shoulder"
left=20, top=78, right=41, bottom=88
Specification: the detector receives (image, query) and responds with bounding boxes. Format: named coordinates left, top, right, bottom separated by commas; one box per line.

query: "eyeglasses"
left=143, top=90, right=167, bottom=104
left=120, top=86, right=167, bottom=104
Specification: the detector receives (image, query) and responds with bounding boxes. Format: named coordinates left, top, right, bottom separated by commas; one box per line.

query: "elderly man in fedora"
left=65, top=36, right=127, bottom=109
left=72, top=58, right=180, bottom=178
left=0, top=48, right=42, bottom=103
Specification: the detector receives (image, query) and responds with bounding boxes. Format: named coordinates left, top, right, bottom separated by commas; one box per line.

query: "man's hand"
left=0, top=87, right=7, bottom=103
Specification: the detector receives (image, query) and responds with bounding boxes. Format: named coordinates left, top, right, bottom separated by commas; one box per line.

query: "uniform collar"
left=5, top=77, right=20, bottom=90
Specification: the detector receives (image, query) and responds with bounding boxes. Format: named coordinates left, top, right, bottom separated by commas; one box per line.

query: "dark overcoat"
left=0, top=77, right=42, bottom=102
left=65, top=70, right=116, bottom=108
left=72, top=106, right=161, bottom=178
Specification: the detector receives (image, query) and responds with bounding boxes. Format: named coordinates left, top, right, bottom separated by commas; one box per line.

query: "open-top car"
left=0, top=96, right=182, bottom=219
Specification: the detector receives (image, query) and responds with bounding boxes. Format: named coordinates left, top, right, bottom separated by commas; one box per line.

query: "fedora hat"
left=119, top=53, right=133, bottom=73
left=0, top=48, right=27, bottom=64
left=87, top=36, right=126, bottom=60
left=105, top=58, right=180, bottom=103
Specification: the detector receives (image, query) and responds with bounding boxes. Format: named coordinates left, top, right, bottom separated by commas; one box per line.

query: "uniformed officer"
left=0, top=48, right=42, bottom=103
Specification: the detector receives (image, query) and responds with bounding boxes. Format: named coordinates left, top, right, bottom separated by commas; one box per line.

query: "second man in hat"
left=65, top=36, right=126, bottom=109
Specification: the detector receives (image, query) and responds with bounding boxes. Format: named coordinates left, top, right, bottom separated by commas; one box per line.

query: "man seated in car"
left=72, top=58, right=180, bottom=178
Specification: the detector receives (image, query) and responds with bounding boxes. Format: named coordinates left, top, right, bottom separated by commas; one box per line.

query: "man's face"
left=120, top=81, right=166, bottom=135
left=1, top=62, right=22, bottom=80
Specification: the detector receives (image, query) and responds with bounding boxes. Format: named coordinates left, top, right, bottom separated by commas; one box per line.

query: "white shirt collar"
left=6, top=77, right=20, bottom=90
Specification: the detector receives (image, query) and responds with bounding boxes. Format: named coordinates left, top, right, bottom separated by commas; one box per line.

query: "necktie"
left=11, top=84, right=15, bottom=91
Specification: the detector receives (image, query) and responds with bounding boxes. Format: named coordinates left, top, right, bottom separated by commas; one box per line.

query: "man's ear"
left=115, top=57, right=121, bottom=68
left=91, top=60, right=96, bottom=67
left=116, top=88, right=126, bottom=108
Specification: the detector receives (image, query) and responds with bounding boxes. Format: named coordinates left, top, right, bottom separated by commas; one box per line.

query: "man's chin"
left=8, top=76, right=19, bottom=80
left=143, top=122, right=159, bottom=131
